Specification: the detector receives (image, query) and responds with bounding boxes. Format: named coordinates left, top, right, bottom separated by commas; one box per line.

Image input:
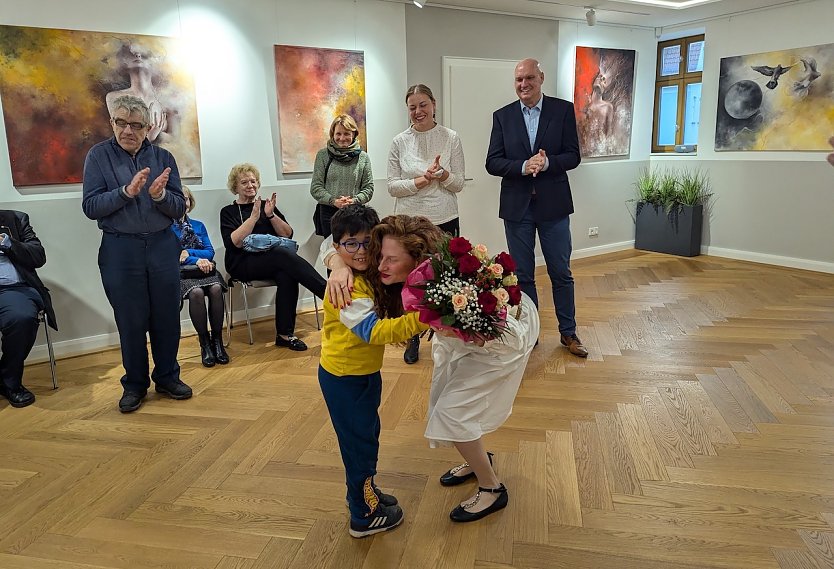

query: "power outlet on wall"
left=588, top=226, right=599, bottom=237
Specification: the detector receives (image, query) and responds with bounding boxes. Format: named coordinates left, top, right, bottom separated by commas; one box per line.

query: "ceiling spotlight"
left=585, top=7, right=596, bottom=26
left=413, top=0, right=424, bottom=7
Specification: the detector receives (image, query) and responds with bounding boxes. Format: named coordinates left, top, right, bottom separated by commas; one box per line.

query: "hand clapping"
left=527, top=149, right=547, bottom=177
left=425, top=155, right=444, bottom=180
left=334, top=196, right=355, bottom=208
left=263, top=192, right=278, bottom=218
left=249, top=196, right=262, bottom=221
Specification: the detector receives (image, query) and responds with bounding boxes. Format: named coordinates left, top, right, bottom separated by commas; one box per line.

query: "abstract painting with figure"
left=0, top=25, right=201, bottom=185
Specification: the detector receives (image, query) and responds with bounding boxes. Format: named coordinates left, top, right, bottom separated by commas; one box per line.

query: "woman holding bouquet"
left=374, top=228, right=539, bottom=522
left=327, top=217, right=539, bottom=523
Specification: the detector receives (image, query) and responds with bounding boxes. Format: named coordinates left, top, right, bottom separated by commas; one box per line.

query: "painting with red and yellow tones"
left=573, top=46, right=636, bottom=158
left=274, top=45, right=366, bottom=173
left=0, top=25, right=201, bottom=186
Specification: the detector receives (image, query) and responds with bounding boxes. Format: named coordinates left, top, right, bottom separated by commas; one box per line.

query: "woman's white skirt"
left=424, top=293, right=540, bottom=447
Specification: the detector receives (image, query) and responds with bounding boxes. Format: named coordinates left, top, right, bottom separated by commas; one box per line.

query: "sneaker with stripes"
left=349, top=503, right=404, bottom=538
left=346, top=485, right=399, bottom=509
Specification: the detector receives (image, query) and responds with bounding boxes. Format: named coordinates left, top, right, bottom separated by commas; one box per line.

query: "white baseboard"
left=701, top=246, right=834, bottom=274
left=25, top=295, right=321, bottom=365
left=536, top=240, right=634, bottom=265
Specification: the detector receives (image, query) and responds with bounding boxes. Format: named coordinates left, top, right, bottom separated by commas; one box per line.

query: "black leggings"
left=187, top=284, right=225, bottom=335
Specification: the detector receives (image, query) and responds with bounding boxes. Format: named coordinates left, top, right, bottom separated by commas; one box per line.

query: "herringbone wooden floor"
left=3, top=251, right=834, bottom=569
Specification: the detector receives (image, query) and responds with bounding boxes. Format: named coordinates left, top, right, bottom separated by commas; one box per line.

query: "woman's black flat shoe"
left=275, top=335, right=308, bottom=351
left=439, top=452, right=494, bottom=486
left=449, top=484, right=508, bottom=523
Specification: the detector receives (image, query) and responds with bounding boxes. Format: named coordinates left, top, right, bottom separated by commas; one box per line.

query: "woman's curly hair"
left=367, top=215, right=444, bottom=318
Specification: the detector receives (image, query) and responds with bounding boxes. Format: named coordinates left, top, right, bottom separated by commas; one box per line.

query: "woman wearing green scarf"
left=310, top=115, right=375, bottom=238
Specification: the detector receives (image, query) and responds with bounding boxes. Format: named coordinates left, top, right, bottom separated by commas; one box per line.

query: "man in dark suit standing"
left=486, top=58, right=587, bottom=357
left=0, top=210, right=56, bottom=407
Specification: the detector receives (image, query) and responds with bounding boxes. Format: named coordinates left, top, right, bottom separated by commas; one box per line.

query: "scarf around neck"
left=327, top=139, right=362, bottom=163
left=175, top=216, right=202, bottom=250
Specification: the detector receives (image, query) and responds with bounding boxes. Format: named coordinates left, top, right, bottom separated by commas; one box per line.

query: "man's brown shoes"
left=560, top=334, right=589, bottom=358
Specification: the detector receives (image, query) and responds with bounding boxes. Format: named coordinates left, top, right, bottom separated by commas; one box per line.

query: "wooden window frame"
left=651, top=34, right=704, bottom=153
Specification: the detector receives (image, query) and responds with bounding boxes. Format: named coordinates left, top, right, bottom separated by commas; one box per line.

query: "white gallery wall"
left=659, top=0, right=834, bottom=271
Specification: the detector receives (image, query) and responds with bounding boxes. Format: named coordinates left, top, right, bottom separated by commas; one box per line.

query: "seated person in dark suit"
left=0, top=210, right=56, bottom=408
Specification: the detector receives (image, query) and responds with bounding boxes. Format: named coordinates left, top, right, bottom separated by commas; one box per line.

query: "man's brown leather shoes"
left=560, top=333, right=589, bottom=358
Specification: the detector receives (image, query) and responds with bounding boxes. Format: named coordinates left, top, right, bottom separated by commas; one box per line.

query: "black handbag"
left=180, top=264, right=216, bottom=279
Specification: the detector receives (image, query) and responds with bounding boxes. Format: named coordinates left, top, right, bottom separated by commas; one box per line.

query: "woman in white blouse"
left=388, top=84, right=466, bottom=364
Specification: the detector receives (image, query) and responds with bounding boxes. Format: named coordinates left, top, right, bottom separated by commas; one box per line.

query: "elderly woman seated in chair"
left=172, top=185, right=228, bottom=367
left=219, top=163, right=326, bottom=351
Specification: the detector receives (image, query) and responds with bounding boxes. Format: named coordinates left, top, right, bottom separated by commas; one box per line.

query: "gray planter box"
left=635, top=202, right=703, bottom=257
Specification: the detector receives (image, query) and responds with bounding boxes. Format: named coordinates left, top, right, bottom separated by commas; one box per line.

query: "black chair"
left=225, top=278, right=321, bottom=345
left=38, top=311, right=57, bottom=390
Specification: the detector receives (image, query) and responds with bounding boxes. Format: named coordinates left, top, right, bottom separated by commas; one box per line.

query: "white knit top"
left=387, top=124, right=466, bottom=225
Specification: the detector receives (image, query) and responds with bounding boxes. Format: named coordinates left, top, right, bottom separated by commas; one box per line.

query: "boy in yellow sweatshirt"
left=318, top=204, right=428, bottom=538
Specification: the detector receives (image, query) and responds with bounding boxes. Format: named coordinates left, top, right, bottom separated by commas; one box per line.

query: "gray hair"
left=111, top=95, right=150, bottom=125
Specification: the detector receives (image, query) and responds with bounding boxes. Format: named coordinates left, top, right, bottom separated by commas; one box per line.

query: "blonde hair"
left=227, top=163, right=261, bottom=195
left=182, top=185, right=195, bottom=213
left=329, top=114, right=360, bottom=142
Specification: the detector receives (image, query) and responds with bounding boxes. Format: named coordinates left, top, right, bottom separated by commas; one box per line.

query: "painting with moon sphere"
left=715, top=42, right=834, bottom=151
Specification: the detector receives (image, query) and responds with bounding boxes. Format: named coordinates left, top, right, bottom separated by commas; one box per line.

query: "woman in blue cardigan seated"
left=172, top=186, right=229, bottom=367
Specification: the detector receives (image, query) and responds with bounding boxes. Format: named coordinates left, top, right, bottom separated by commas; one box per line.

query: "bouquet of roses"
left=402, top=235, right=523, bottom=343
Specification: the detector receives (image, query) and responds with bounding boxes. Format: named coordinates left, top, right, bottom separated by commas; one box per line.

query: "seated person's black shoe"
left=198, top=333, right=215, bottom=367
left=275, top=334, right=308, bottom=351
left=154, top=378, right=193, bottom=400
left=404, top=335, right=420, bottom=364
left=349, top=503, right=404, bottom=538
left=211, top=331, right=230, bottom=364
left=449, top=484, right=508, bottom=523
left=119, top=391, right=146, bottom=413
left=440, top=452, right=494, bottom=486
left=0, top=385, right=35, bottom=408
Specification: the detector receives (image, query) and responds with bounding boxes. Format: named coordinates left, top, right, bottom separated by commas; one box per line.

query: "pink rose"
left=488, top=263, right=504, bottom=277
left=451, top=294, right=468, bottom=312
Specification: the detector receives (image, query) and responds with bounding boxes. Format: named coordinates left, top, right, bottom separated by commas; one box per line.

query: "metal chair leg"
left=40, top=314, right=58, bottom=390
left=313, top=295, right=321, bottom=330
left=223, top=288, right=232, bottom=347
left=241, top=282, right=254, bottom=345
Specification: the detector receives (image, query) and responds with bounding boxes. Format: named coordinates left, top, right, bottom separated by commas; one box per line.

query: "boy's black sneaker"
left=349, top=503, right=404, bottom=538
left=345, top=485, right=398, bottom=509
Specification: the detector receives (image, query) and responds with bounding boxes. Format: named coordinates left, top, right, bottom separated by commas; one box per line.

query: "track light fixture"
left=585, top=7, right=596, bottom=26
left=413, top=0, right=424, bottom=7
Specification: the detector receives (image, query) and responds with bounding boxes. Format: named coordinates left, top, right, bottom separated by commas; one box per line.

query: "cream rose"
left=493, top=287, right=510, bottom=305
left=502, top=274, right=518, bottom=286
left=473, top=243, right=490, bottom=261
left=451, top=294, right=468, bottom=312
left=488, top=263, right=504, bottom=277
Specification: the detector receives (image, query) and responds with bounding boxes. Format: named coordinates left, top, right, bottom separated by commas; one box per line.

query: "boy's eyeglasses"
left=339, top=239, right=371, bottom=253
